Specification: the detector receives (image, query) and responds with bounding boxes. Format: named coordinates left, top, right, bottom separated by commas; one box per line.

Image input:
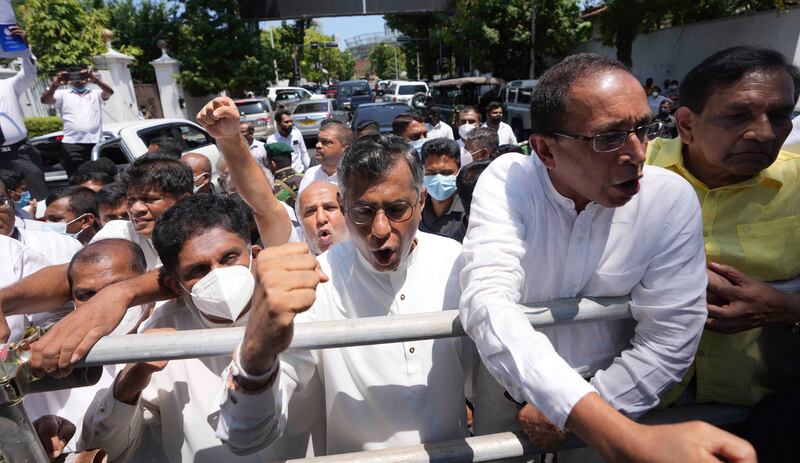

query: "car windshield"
left=294, top=102, right=329, bottom=114
left=340, top=83, right=370, bottom=98
left=353, top=105, right=410, bottom=127
left=398, top=85, right=427, bottom=95
left=236, top=101, right=267, bottom=115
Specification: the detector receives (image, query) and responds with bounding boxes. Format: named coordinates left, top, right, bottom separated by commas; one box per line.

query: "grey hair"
left=466, top=127, right=499, bottom=153
left=337, top=134, right=423, bottom=201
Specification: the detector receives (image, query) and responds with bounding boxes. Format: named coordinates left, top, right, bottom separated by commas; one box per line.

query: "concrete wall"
left=575, top=7, right=800, bottom=95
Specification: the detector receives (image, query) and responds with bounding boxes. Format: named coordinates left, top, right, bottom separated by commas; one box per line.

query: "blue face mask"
left=424, top=174, right=457, bottom=201
left=43, top=213, right=87, bottom=239
left=72, top=85, right=88, bottom=94
left=410, top=138, right=426, bottom=158
left=14, top=191, right=31, bottom=209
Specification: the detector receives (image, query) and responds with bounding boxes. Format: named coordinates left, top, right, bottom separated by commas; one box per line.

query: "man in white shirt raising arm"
left=460, top=53, right=755, bottom=462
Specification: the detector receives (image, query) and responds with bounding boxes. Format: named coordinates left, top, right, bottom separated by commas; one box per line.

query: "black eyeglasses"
left=346, top=200, right=415, bottom=225
left=550, top=121, right=663, bottom=153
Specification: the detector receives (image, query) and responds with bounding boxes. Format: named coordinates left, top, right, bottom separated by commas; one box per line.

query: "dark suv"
left=335, top=80, right=374, bottom=111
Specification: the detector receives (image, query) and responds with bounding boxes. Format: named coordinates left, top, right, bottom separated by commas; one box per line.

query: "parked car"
left=335, top=80, right=374, bottom=111
left=500, top=79, right=537, bottom=141
left=31, top=119, right=221, bottom=189
left=234, top=98, right=276, bottom=141
left=292, top=100, right=350, bottom=145
left=267, top=86, right=325, bottom=112
left=429, top=77, right=506, bottom=132
left=325, top=84, right=337, bottom=99
left=350, top=102, right=411, bottom=134
left=386, top=81, right=429, bottom=109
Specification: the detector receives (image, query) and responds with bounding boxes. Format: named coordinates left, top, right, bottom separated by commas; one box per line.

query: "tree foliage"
left=596, top=0, right=786, bottom=67
left=386, top=0, right=591, bottom=80
left=263, top=21, right=356, bottom=84
left=16, top=0, right=108, bottom=76
left=369, top=43, right=407, bottom=80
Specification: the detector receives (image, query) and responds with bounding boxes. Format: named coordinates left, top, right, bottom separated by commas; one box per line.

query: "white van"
left=387, top=81, right=429, bottom=109
left=501, top=79, right=537, bottom=140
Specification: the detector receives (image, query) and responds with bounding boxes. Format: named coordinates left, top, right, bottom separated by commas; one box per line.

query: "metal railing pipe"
left=79, top=297, right=631, bottom=367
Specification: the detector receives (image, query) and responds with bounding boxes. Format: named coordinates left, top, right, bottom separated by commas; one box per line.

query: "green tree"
left=264, top=21, right=356, bottom=84
left=105, top=0, right=180, bottom=83
left=369, top=43, right=407, bottom=80
left=173, top=0, right=273, bottom=97
left=16, top=0, right=108, bottom=76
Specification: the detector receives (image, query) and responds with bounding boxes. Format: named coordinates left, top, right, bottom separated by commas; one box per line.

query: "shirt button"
left=409, top=347, right=415, bottom=354
left=400, top=294, right=406, bottom=301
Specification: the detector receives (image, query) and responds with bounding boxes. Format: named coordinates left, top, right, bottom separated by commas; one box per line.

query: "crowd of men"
left=1, top=31, right=800, bottom=463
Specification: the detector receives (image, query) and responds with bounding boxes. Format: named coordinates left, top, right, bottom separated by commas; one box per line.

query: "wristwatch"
left=226, top=347, right=279, bottom=395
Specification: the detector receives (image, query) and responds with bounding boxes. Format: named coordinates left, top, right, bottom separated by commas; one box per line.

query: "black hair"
left=427, top=106, right=440, bottom=116
left=69, top=170, right=113, bottom=187
left=486, top=101, right=503, bottom=112
left=275, top=109, right=292, bottom=123
left=67, top=238, right=146, bottom=289
left=645, top=77, right=653, bottom=86
left=421, top=138, right=461, bottom=168
left=530, top=53, right=629, bottom=134
left=490, top=144, right=522, bottom=161
left=337, top=134, right=423, bottom=200
left=149, top=136, right=184, bottom=160
left=78, top=158, right=118, bottom=178
left=680, top=46, right=800, bottom=113
left=392, top=113, right=425, bottom=137
left=456, top=160, right=491, bottom=218
left=120, top=153, right=193, bottom=198
left=319, top=120, right=354, bottom=145
left=0, top=169, right=24, bottom=191
left=152, top=194, right=250, bottom=272
left=95, top=182, right=127, bottom=207
left=46, top=186, right=98, bottom=217
left=466, top=127, right=500, bottom=153
left=459, top=106, right=481, bottom=119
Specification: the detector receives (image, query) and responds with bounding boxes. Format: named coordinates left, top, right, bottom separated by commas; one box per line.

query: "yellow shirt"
left=647, top=137, right=800, bottom=405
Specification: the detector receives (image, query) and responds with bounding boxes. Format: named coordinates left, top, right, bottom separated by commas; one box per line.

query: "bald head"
left=180, top=153, right=212, bottom=194
left=67, top=239, right=147, bottom=306
left=297, top=181, right=347, bottom=255
left=240, top=122, right=255, bottom=145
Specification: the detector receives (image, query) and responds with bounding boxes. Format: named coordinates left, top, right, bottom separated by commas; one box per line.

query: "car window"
left=388, top=84, right=397, bottom=94
left=294, top=102, right=329, bottom=114
left=98, top=142, right=129, bottom=167
left=507, top=88, right=517, bottom=104
left=351, top=83, right=371, bottom=97
left=236, top=101, right=267, bottom=116
left=353, top=105, right=410, bottom=127
left=32, top=138, right=66, bottom=173
left=139, top=126, right=179, bottom=149
left=398, top=85, right=426, bottom=95
left=517, top=87, right=532, bottom=104
left=177, top=124, right=214, bottom=149
left=276, top=91, right=297, bottom=101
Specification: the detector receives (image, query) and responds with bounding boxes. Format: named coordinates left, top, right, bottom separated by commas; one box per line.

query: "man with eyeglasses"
left=214, top=134, right=472, bottom=456
left=459, top=54, right=750, bottom=461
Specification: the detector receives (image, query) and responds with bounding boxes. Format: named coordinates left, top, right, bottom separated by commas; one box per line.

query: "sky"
left=262, top=15, right=387, bottom=50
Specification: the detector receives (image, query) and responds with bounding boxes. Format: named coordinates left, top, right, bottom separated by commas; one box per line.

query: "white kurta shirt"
left=80, top=297, right=324, bottom=463
left=297, top=164, right=337, bottom=194
left=216, top=232, right=470, bottom=456
left=267, top=128, right=310, bottom=173
left=89, top=220, right=160, bottom=270
left=0, top=234, right=49, bottom=343
left=481, top=121, right=517, bottom=145
left=425, top=121, right=454, bottom=140
left=0, top=50, right=36, bottom=145
left=459, top=153, right=707, bottom=430
left=53, top=87, right=104, bottom=144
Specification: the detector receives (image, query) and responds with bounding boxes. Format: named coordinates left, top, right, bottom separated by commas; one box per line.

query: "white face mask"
left=458, top=123, right=476, bottom=139
left=44, top=213, right=88, bottom=239
left=110, top=305, right=148, bottom=336
left=192, top=172, right=209, bottom=194
left=180, top=255, right=255, bottom=323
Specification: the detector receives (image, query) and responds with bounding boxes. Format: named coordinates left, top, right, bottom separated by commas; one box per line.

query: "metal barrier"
left=4, top=277, right=800, bottom=463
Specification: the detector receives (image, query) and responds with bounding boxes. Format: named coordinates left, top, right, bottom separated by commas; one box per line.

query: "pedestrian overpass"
left=239, top=0, right=448, bottom=19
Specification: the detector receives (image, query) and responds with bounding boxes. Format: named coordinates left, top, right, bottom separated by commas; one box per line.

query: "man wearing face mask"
left=419, top=138, right=466, bottom=242
left=456, top=106, right=481, bottom=165
left=41, top=68, right=114, bottom=176
left=647, top=86, right=671, bottom=117
left=179, top=152, right=213, bottom=194
left=392, top=112, right=427, bottom=157
left=481, top=101, right=517, bottom=146
left=43, top=186, right=99, bottom=245
left=0, top=168, right=36, bottom=218
left=80, top=194, right=322, bottom=462
left=23, top=239, right=149, bottom=461
left=464, top=127, right=499, bottom=163
left=652, top=100, right=677, bottom=138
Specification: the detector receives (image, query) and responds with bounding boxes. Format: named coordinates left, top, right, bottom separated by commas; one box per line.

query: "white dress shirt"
left=80, top=298, right=324, bottom=463
left=53, top=87, right=104, bottom=144
left=297, top=164, right=337, bottom=194
left=459, top=153, right=707, bottom=431
left=0, top=234, right=50, bottom=342
left=216, top=232, right=470, bottom=455
left=457, top=139, right=473, bottom=167
left=249, top=139, right=267, bottom=165
left=0, top=50, right=36, bottom=145
left=481, top=121, right=517, bottom=145
left=89, top=220, right=160, bottom=270
left=267, top=128, right=310, bottom=173
left=425, top=121, right=454, bottom=140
